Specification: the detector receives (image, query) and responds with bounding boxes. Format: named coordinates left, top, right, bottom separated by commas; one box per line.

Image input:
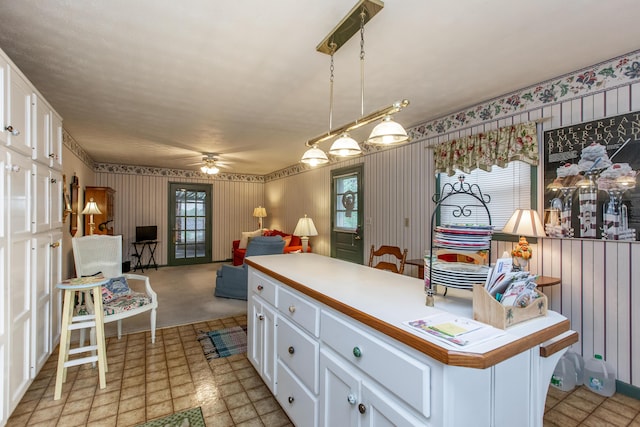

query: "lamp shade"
left=329, top=132, right=361, bottom=157
left=366, top=115, right=409, bottom=145
left=502, top=209, right=546, bottom=237
left=81, top=198, right=102, bottom=215
left=253, top=206, right=267, bottom=218
left=293, top=215, right=318, bottom=237
left=301, top=146, right=330, bottom=166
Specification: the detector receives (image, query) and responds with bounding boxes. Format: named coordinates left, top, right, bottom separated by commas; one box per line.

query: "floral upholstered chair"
left=72, top=235, right=158, bottom=343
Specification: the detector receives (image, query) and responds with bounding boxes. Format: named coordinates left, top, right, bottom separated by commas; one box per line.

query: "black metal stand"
left=132, top=241, right=159, bottom=272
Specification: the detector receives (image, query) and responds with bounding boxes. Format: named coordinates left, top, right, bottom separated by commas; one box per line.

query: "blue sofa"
left=214, top=236, right=286, bottom=300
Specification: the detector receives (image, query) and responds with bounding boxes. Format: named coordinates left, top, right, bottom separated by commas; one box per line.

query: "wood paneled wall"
left=265, top=82, right=640, bottom=387
left=94, top=173, right=264, bottom=264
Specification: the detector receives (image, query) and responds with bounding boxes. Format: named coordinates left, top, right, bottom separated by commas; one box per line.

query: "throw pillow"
left=102, top=276, right=131, bottom=304
left=283, top=235, right=292, bottom=247
left=239, top=229, right=263, bottom=249
left=290, top=235, right=302, bottom=247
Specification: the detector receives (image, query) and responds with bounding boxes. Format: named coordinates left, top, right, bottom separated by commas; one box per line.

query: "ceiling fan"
left=198, top=153, right=229, bottom=175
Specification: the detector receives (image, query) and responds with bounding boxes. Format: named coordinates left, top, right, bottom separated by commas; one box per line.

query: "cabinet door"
left=31, top=93, right=51, bottom=164
left=50, top=169, right=63, bottom=229
left=7, top=150, right=32, bottom=236
left=32, top=162, right=50, bottom=233
left=32, top=234, right=51, bottom=375
left=319, top=349, right=360, bottom=427
left=0, top=55, right=7, bottom=146
left=360, top=381, right=424, bottom=427
left=50, top=114, right=63, bottom=170
left=5, top=67, right=31, bottom=156
left=247, top=295, right=277, bottom=393
left=49, top=232, right=62, bottom=348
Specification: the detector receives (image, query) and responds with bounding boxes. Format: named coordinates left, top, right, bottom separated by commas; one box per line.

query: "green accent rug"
left=197, top=325, right=247, bottom=360
left=137, top=407, right=204, bottom=427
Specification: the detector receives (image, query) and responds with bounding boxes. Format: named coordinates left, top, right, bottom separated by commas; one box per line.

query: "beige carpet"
left=104, top=262, right=247, bottom=338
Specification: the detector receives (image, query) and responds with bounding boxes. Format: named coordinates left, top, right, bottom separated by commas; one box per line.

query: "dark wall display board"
left=543, top=111, right=640, bottom=241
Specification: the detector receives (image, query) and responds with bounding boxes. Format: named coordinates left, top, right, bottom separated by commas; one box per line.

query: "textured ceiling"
left=1, top=0, right=640, bottom=175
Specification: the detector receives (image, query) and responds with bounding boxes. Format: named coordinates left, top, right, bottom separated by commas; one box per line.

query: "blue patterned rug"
left=197, top=325, right=247, bottom=360
left=137, top=407, right=204, bottom=426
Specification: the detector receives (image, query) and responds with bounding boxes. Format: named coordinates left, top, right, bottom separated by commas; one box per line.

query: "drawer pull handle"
left=258, top=314, right=264, bottom=321
left=50, top=242, right=60, bottom=248
left=257, top=285, right=264, bottom=291
left=352, top=346, right=362, bottom=358
left=288, top=346, right=295, bottom=355
left=347, top=394, right=356, bottom=405
left=288, top=305, right=296, bottom=313
left=358, top=403, right=366, bottom=414
left=50, top=178, right=58, bottom=184
left=288, top=396, right=294, bottom=404
left=5, top=125, right=20, bottom=136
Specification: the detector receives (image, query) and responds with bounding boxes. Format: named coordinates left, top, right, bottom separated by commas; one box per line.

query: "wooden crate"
left=472, top=284, right=547, bottom=329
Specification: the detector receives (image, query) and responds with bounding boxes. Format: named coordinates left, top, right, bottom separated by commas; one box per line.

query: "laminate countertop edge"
left=246, top=256, right=573, bottom=369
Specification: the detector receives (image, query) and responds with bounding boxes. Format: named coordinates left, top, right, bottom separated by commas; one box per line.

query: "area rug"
left=197, top=325, right=247, bottom=360
left=137, top=406, right=205, bottom=427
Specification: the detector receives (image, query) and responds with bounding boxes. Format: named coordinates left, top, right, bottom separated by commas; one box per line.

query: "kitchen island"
left=246, top=253, right=577, bottom=427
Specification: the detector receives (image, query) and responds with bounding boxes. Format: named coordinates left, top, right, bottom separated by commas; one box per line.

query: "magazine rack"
left=427, top=175, right=492, bottom=305
left=472, top=284, right=548, bottom=329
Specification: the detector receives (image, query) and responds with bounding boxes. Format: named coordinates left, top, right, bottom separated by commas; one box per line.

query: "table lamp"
left=293, top=214, right=317, bottom=253
left=81, top=198, right=102, bottom=235
left=502, top=208, right=546, bottom=271
left=253, top=206, right=267, bottom=229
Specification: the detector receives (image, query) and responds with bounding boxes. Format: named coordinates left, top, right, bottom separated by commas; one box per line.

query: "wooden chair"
left=368, top=245, right=408, bottom=274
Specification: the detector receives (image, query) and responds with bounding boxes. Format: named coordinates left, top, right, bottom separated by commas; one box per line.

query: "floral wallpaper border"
left=65, top=49, right=640, bottom=183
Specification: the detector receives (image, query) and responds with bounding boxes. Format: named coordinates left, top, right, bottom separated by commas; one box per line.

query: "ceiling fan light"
left=201, top=164, right=219, bottom=174
left=301, top=146, right=329, bottom=166
left=367, top=115, right=409, bottom=145
left=329, top=132, right=362, bottom=157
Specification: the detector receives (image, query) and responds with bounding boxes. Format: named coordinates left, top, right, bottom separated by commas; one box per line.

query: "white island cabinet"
left=246, top=253, right=577, bottom=427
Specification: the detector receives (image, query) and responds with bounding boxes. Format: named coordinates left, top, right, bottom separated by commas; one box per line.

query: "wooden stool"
left=54, top=276, right=109, bottom=400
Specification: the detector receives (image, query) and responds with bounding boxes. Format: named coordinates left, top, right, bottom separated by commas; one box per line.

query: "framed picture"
left=542, top=111, right=640, bottom=241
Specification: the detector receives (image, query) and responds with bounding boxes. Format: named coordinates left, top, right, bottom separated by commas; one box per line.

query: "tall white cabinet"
left=1, top=48, right=63, bottom=426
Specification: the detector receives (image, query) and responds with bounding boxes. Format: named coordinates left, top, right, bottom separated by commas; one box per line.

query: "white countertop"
left=246, top=252, right=570, bottom=358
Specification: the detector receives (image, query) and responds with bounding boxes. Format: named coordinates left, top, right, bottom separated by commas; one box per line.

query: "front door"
left=168, top=183, right=212, bottom=265
left=331, top=165, right=364, bottom=264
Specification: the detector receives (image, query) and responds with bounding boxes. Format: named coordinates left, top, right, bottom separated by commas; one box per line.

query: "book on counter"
left=404, top=312, right=505, bottom=348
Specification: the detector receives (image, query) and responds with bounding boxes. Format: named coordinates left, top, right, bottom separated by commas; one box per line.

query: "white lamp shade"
left=503, top=209, right=546, bottom=237
left=253, top=206, right=267, bottom=218
left=81, top=198, right=102, bottom=215
left=293, top=215, right=318, bottom=237
left=301, top=146, right=329, bottom=166
left=329, top=133, right=362, bottom=157
left=366, top=116, right=409, bottom=145
left=200, top=165, right=219, bottom=174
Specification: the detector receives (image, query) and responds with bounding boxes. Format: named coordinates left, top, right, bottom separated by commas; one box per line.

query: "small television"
left=135, top=226, right=157, bottom=242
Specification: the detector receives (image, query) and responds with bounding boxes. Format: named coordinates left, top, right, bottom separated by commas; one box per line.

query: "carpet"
left=137, top=407, right=205, bottom=427
left=197, top=325, right=247, bottom=360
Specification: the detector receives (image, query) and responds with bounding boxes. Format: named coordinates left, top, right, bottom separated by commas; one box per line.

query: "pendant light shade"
left=301, top=146, right=329, bottom=166
left=367, top=115, right=409, bottom=145
left=329, top=132, right=361, bottom=157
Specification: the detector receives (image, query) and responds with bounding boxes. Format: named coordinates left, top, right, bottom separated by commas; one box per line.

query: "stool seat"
left=54, top=276, right=109, bottom=400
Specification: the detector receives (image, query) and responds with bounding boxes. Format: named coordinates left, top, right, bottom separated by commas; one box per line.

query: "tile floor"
left=6, top=314, right=640, bottom=427
left=6, top=315, right=292, bottom=427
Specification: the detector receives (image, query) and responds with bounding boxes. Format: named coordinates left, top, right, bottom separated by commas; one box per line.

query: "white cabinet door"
left=32, top=162, right=50, bottom=233
left=50, top=114, right=63, bottom=170
left=32, top=234, right=51, bottom=375
left=247, top=295, right=277, bottom=393
left=360, top=381, right=424, bottom=427
left=49, top=232, right=62, bottom=348
left=0, top=55, right=7, bottom=146
left=7, top=151, right=31, bottom=236
left=319, top=349, right=360, bottom=427
left=50, top=169, right=63, bottom=229
left=5, top=68, right=31, bottom=157
left=0, top=147, right=7, bottom=427
left=31, top=94, right=51, bottom=165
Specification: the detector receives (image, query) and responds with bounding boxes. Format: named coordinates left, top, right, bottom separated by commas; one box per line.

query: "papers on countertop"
left=404, top=312, right=506, bottom=348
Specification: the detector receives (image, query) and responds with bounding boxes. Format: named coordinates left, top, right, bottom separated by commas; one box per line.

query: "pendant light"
left=301, top=145, right=329, bottom=166
left=367, top=114, right=409, bottom=145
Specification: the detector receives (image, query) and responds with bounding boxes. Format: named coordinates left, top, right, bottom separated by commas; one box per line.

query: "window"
left=438, top=161, right=532, bottom=230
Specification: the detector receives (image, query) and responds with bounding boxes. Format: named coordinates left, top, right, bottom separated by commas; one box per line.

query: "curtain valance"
left=434, top=121, right=539, bottom=176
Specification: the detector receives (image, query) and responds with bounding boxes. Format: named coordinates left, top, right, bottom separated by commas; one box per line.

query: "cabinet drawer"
left=276, top=360, right=318, bottom=427
left=249, top=271, right=278, bottom=306
left=278, top=286, right=319, bottom=337
left=320, top=311, right=430, bottom=417
left=277, top=316, right=319, bottom=394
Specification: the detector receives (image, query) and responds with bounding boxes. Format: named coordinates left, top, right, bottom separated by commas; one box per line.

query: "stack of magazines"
left=484, top=258, right=541, bottom=307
